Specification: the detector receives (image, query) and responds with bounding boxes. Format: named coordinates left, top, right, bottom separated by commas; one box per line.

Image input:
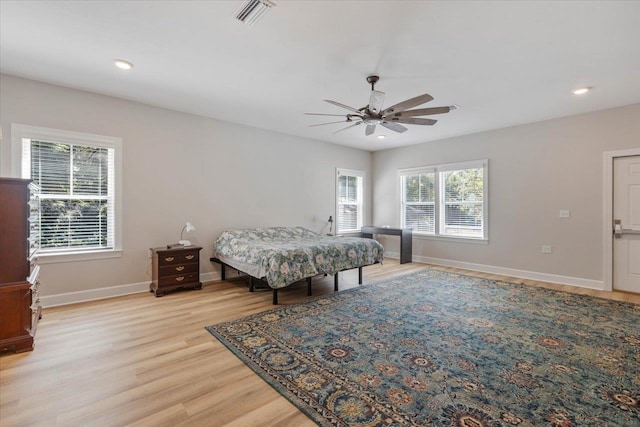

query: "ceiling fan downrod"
left=366, top=75, right=379, bottom=91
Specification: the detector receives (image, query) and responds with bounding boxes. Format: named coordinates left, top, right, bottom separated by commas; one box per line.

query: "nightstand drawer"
left=159, top=263, right=199, bottom=277
left=181, top=252, right=199, bottom=263
left=158, top=254, right=180, bottom=265
left=158, top=273, right=199, bottom=287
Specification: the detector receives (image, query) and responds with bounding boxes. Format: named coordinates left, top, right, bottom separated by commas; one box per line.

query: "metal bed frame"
left=210, top=257, right=369, bottom=304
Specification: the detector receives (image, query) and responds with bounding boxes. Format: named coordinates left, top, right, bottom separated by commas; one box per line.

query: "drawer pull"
left=164, top=256, right=175, bottom=262
left=185, top=255, right=195, bottom=260
left=176, top=266, right=185, bottom=272
left=175, top=276, right=185, bottom=282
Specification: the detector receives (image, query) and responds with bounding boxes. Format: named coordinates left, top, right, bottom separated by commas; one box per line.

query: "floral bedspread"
left=213, top=227, right=384, bottom=289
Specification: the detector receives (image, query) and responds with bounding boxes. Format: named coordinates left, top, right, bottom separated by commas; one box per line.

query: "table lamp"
left=179, top=221, right=195, bottom=246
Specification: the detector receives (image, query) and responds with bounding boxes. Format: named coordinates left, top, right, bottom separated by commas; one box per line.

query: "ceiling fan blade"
left=368, top=90, right=385, bottom=114
left=382, top=93, right=434, bottom=116
left=304, top=113, right=350, bottom=117
left=380, top=121, right=408, bottom=133
left=390, top=117, right=437, bottom=126
left=365, top=124, right=376, bottom=136
left=324, top=99, right=362, bottom=114
left=332, top=121, right=362, bottom=135
left=309, top=120, right=350, bottom=127
left=386, top=106, right=452, bottom=118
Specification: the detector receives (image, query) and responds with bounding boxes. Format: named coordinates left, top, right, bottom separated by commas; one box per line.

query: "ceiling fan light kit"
left=306, top=75, right=457, bottom=136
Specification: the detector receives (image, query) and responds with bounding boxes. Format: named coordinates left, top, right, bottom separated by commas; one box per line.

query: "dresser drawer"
left=158, top=273, right=199, bottom=287
left=159, top=262, right=199, bottom=277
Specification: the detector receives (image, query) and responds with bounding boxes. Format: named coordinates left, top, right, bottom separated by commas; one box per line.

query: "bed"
left=211, top=226, right=384, bottom=304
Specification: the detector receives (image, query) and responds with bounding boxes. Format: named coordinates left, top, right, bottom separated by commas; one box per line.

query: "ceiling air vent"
left=235, top=0, right=276, bottom=26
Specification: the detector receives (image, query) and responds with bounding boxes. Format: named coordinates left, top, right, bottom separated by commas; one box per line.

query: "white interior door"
left=613, top=155, right=640, bottom=293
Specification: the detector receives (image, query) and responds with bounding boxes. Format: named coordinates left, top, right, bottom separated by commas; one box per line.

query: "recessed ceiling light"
left=114, top=59, right=134, bottom=70
left=377, top=135, right=386, bottom=140
left=572, top=87, right=591, bottom=95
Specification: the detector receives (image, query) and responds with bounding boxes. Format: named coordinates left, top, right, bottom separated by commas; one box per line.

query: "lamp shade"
left=179, top=221, right=195, bottom=246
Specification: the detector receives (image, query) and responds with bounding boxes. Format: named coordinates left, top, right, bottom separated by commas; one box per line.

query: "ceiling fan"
left=306, top=75, right=457, bottom=136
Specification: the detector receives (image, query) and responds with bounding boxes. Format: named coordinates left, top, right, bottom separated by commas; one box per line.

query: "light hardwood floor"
left=1, top=261, right=638, bottom=426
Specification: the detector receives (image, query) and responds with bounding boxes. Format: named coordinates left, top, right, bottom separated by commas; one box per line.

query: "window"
left=13, top=124, right=122, bottom=260
left=399, top=160, right=487, bottom=240
left=336, top=168, right=364, bottom=234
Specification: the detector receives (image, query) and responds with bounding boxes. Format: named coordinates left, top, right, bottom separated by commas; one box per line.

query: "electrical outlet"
left=541, top=245, right=552, bottom=254
left=559, top=210, right=570, bottom=219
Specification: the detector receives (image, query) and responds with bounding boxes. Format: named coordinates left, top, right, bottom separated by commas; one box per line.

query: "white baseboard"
left=40, top=272, right=221, bottom=308
left=40, top=255, right=606, bottom=308
left=384, top=252, right=604, bottom=291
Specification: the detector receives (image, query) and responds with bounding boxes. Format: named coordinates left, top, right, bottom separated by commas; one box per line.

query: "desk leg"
left=334, top=273, right=339, bottom=291
left=307, top=277, right=312, bottom=296
left=400, top=230, right=413, bottom=264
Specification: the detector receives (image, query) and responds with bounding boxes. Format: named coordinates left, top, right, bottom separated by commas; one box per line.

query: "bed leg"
left=249, top=277, right=254, bottom=292
left=273, top=289, right=278, bottom=305
left=307, top=277, right=312, bottom=296
left=358, top=266, right=363, bottom=285
left=334, top=273, right=339, bottom=291
left=221, top=263, right=226, bottom=281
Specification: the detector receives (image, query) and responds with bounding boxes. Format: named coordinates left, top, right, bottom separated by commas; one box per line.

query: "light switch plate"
left=541, top=245, right=552, bottom=254
left=559, top=210, right=570, bottom=218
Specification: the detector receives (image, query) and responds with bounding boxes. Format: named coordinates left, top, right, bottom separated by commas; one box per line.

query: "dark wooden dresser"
left=0, top=178, right=41, bottom=353
left=150, top=246, right=202, bottom=296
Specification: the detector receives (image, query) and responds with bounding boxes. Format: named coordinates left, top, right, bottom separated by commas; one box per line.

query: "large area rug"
left=206, top=269, right=640, bottom=426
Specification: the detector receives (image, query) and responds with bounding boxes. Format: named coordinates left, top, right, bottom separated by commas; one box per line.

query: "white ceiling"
left=1, top=1, right=639, bottom=152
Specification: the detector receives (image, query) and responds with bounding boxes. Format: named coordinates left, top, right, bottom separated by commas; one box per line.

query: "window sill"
left=412, top=234, right=489, bottom=245
left=337, top=231, right=362, bottom=237
left=37, top=249, right=123, bottom=264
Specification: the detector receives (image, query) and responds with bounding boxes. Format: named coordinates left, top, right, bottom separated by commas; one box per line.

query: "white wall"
left=0, top=74, right=372, bottom=302
left=2, top=73, right=638, bottom=302
left=372, top=103, right=640, bottom=288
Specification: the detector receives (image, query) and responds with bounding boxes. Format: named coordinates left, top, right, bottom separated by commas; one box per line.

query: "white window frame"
left=399, top=166, right=436, bottom=235
left=11, top=124, right=123, bottom=263
left=399, top=160, right=488, bottom=242
left=336, top=168, right=365, bottom=234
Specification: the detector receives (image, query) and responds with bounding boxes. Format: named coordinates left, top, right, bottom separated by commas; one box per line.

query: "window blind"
left=400, top=161, right=486, bottom=239
left=400, top=171, right=435, bottom=234
left=24, top=139, right=115, bottom=252
left=337, top=170, right=363, bottom=233
left=440, top=168, right=483, bottom=238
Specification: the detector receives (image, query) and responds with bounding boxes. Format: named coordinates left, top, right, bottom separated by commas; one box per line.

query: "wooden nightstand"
left=150, top=246, right=202, bottom=297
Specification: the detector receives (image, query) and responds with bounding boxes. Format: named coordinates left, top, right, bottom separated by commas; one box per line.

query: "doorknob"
left=614, top=219, right=640, bottom=238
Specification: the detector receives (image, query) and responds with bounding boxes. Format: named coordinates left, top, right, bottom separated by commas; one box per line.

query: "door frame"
left=603, top=148, right=640, bottom=291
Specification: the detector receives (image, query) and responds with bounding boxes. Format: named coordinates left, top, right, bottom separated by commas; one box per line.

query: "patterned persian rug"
left=206, top=269, right=640, bottom=426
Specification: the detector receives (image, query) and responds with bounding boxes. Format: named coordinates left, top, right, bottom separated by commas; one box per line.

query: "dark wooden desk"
left=361, top=226, right=412, bottom=264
